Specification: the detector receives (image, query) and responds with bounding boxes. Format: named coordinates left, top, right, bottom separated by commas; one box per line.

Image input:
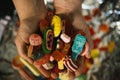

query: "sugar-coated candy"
left=51, top=50, right=65, bottom=61
left=51, top=15, right=62, bottom=37
left=19, top=57, right=41, bottom=77
left=61, top=43, right=70, bottom=55
left=29, top=34, right=42, bottom=46
left=72, top=34, right=86, bottom=60
left=42, top=28, right=54, bottom=53
left=58, top=58, right=65, bottom=70
left=60, top=33, right=71, bottom=43
left=63, top=56, right=78, bottom=72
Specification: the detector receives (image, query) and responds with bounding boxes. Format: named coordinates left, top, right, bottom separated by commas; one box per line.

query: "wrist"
left=72, top=12, right=88, bottom=32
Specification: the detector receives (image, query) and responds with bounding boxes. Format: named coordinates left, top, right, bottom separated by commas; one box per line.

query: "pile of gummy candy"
left=13, top=11, right=89, bottom=80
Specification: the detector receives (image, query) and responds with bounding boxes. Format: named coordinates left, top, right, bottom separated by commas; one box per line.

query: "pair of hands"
left=14, top=0, right=93, bottom=79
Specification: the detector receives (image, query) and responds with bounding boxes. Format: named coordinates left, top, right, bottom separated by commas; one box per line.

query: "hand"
left=53, top=0, right=93, bottom=78
left=15, top=16, right=42, bottom=64
left=53, top=0, right=93, bottom=54
left=53, top=0, right=82, bottom=14
left=13, top=0, right=47, bottom=64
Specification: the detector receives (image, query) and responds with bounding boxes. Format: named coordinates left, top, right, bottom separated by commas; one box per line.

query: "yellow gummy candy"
left=20, top=57, right=41, bottom=76
left=51, top=15, right=62, bottom=37
left=59, top=71, right=71, bottom=80
left=58, top=58, right=64, bottom=70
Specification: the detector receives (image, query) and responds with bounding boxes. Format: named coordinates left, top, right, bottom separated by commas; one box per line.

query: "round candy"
left=29, top=34, right=42, bottom=46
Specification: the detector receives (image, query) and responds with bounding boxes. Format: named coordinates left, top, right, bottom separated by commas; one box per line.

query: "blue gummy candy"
left=72, top=34, right=86, bottom=60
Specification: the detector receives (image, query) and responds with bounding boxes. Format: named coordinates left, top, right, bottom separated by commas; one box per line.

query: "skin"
left=13, top=0, right=93, bottom=78
left=13, top=0, right=47, bottom=63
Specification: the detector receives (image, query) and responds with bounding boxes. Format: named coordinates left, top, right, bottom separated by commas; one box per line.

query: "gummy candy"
left=51, top=15, right=62, bottom=37
left=72, top=34, right=86, bottom=60
left=42, top=28, right=54, bottom=53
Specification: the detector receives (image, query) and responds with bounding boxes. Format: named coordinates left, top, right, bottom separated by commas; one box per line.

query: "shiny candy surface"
left=63, top=56, right=78, bottom=72
left=51, top=15, right=62, bottom=37
left=19, top=57, right=41, bottom=77
left=42, top=28, right=54, bottom=53
left=72, top=34, right=86, bottom=60
left=60, top=33, right=71, bottom=43
left=61, top=43, right=70, bottom=55
left=29, top=34, right=42, bottom=46
left=58, top=58, right=65, bottom=70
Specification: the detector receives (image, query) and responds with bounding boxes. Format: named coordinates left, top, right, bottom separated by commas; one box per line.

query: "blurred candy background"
left=0, top=0, right=120, bottom=80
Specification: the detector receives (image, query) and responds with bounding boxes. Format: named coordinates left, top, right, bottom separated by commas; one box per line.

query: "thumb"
left=15, top=35, right=33, bottom=64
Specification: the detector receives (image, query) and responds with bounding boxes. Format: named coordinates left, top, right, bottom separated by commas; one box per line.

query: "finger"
left=84, top=26, right=93, bottom=52
left=85, top=52, right=91, bottom=59
left=81, top=42, right=89, bottom=56
left=15, top=35, right=33, bottom=64
left=51, top=72, right=59, bottom=79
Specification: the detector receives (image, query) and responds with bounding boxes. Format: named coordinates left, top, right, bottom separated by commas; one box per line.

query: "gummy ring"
left=29, top=34, right=42, bottom=46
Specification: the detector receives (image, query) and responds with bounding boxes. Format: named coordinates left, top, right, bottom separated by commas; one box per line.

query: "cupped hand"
left=53, top=0, right=93, bottom=78
left=15, top=16, right=41, bottom=64
left=54, top=0, right=93, bottom=54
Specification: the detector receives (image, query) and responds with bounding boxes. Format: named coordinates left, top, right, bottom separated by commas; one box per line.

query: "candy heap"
left=18, top=11, right=88, bottom=79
